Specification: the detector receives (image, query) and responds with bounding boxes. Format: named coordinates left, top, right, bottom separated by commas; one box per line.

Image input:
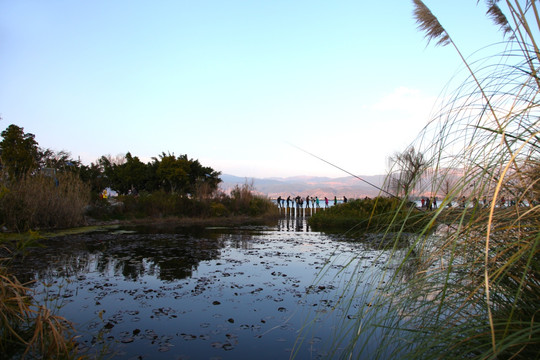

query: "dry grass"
left=0, top=257, right=79, bottom=359
left=0, top=172, right=90, bottom=232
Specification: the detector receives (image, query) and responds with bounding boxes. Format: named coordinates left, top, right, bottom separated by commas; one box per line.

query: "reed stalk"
left=302, top=1, right=539, bottom=358
left=0, top=257, right=79, bottom=359
left=0, top=172, right=90, bottom=232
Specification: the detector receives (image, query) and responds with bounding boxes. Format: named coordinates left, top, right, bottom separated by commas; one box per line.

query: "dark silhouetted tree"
left=0, top=124, right=39, bottom=179
left=387, top=146, right=427, bottom=198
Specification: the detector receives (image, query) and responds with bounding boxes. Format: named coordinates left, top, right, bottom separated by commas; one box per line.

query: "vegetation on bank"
left=308, top=197, right=431, bottom=235
left=1, top=1, right=538, bottom=359
left=87, top=183, right=279, bottom=223
left=0, top=124, right=278, bottom=358
left=0, top=242, right=79, bottom=359
left=0, top=123, right=278, bottom=232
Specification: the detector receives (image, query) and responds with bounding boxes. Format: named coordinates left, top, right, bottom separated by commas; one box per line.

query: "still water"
left=10, top=219, right=398, bottom=359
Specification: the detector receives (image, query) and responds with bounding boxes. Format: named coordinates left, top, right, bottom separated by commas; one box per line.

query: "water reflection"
left=276, top=216, right=310, bottom=232
left=7, top=221, right=401, bottom=359
left=12, top=232, right=225, bottom=283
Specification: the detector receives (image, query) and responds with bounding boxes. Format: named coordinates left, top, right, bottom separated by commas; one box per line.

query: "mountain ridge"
left=219, top=173, right=387, bottom=199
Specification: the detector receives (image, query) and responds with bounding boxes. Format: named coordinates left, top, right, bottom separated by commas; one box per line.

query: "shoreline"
left=0, top=214, right=281, bottom=241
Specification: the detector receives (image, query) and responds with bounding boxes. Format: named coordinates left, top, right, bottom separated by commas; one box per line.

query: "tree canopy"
left=0, top=124, right=39, bottom=179
left=0, top=123, right=222, bottom=197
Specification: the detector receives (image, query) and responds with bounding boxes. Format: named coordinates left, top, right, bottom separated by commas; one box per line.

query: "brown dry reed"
left=0, top=259, right=79, bottom=359
left=0, top=171, right=89, bottom=357
left=0, top=172, right=90, bottom=232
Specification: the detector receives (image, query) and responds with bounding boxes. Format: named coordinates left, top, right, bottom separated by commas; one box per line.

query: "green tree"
left=79, top=162, right=106, bottom=193
left=187, top=159, right=222, bottom=197
left=0, top=124, right=39, bottom=179
left=154, top=153, right=190, bottom=194
left=114, top=152, right=150, bottom=194
left=38, top=148, right=81, bottom=173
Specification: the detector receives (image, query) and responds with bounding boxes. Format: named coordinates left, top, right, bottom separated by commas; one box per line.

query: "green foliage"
left=308, top=197, right=429, bottom=234
left=155, top=152, right=190, bottom=194
left=0, top=124, right=39, bottom=179
left=210, top=202, right=229, bottom=217
left=79, top=151, right=222, bottom=197
left=117, top=191, right=189, bottom=218
left=114, top=152, right=150, bottom=194
left=89, top=183, right=279, bottom=221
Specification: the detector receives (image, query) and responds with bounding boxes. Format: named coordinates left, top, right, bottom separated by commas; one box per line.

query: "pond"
left=9, top=218, right=402, bottom=359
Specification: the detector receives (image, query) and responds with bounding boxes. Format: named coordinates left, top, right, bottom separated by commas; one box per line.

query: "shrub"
left=308, top=197, right=428, bottom=234
left=210, top=202, right=229, bottom=217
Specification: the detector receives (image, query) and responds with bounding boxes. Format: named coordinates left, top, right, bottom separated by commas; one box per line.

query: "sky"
left=0, top=1, right=506, bottom=178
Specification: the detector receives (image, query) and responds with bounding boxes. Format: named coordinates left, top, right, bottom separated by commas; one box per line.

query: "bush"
left=210, top=202, right=229, bottom=217
left=308, top=197, right=428, bottom=234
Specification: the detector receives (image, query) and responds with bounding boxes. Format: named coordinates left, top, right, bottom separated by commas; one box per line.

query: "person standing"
left=325, top=197, right=329, bottom=208
left=334, top=196, right=337, bottom=206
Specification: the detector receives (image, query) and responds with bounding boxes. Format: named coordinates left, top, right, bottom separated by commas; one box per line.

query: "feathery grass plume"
left=412, top=0, right=450, bottom=46
left=486, top=0, right=514, bottom=38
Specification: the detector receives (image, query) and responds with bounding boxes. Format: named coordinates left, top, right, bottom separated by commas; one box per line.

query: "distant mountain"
left=219, top=174, right=387, bottom=199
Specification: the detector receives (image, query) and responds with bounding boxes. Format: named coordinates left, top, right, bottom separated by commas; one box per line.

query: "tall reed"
left=0, top=172, right=90, bottom=231
left=309, top=1, right=539, bottom=358
left=0, top=256, right=79, bottom=359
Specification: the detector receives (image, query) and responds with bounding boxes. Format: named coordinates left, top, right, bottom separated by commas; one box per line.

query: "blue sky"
left=0, top=1, right=505, bottom=178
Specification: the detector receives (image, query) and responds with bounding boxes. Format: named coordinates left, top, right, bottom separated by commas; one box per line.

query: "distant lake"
left=9, top=220, right=403, bottom=359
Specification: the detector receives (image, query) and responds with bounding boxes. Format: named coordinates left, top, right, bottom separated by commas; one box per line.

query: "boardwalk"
left=273, top=198, right=343, bottom=217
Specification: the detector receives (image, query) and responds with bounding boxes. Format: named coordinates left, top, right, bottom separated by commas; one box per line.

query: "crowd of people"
left=275, top=195, right=348, bottom=209
left=420, top=197, right=438, bottom=210
left=421, top=195, right=524, bottom=209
